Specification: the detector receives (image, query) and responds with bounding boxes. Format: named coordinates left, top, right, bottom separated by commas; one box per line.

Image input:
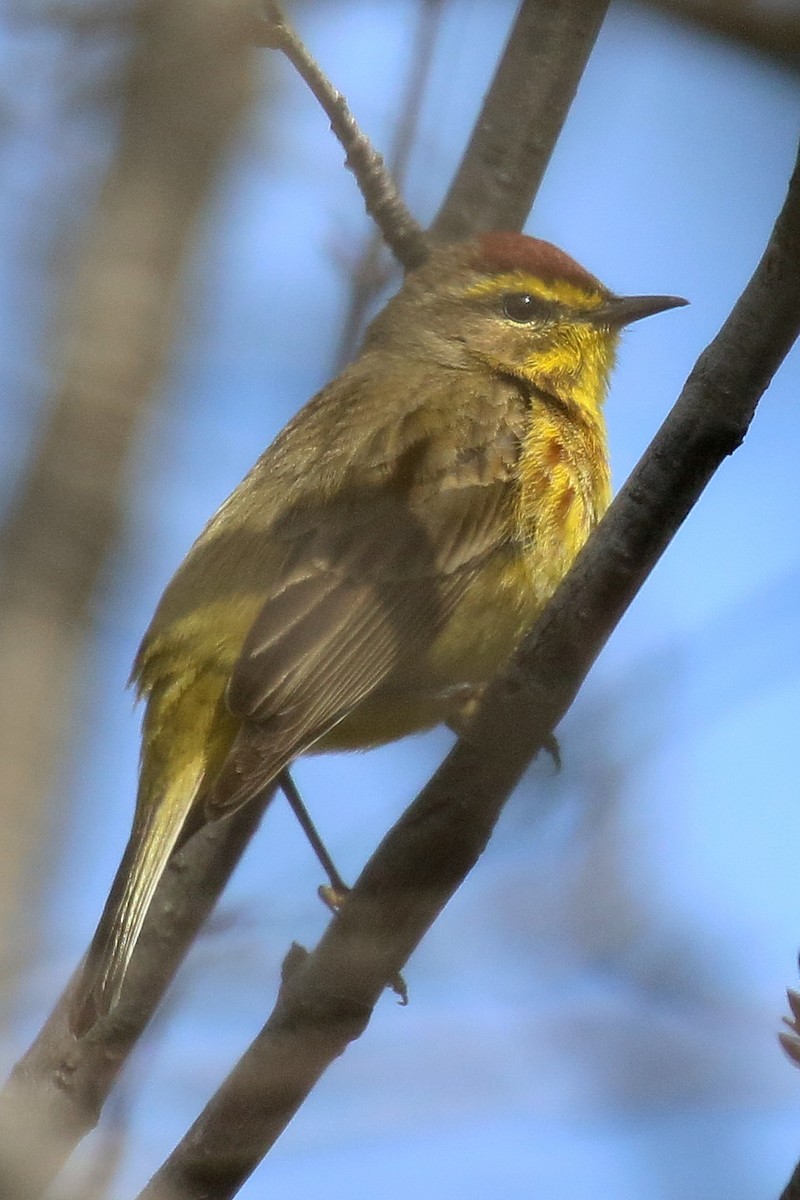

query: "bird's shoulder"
left=135, top=357, right=528, bottom=676
left=269, top=352, right=529, bottom=509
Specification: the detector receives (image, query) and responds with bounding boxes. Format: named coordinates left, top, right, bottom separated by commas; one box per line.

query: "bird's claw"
left=317, top=885, right=408, bottom=1003
left=318, top=883, right=350, bottom=914
left=541, top=733, right=562, bottom=772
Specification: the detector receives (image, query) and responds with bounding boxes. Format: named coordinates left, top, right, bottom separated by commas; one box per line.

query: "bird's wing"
left=205, top=411, right=523, bottom=817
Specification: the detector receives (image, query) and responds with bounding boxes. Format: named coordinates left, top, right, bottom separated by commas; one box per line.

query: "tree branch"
left=635, top=0, right=800, bottom=71
left=256, top=0, right=612, bottom=265
left=0, top=795, right=271, bottom=1200
left=782, top=1160, right=800, bottom=1200
left=432, top=0, right=611, bottom=240
left=0, top=1, right=255, bottom=1193
left=254, top=1, right=430, bottom=270
left=333, top=0, right=446, bottom=367
left=138, top=141, right=800, bottom=1200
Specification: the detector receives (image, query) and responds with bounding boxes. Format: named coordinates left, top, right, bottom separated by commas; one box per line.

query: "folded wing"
left=206, top=444, right=519, bottom=816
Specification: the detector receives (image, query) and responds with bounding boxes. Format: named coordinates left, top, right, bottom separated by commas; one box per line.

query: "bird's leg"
left=277, top=768, right=408, bottom=1005
left=278, top=768, right=350, bottom=908
left=445, top=682, right=485, bottom=735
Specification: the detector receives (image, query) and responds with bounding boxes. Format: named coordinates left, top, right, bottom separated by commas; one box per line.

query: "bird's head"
left=366, top=231, right=686, bottom=424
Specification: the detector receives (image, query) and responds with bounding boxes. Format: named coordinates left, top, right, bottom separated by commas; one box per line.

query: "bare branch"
left=0, top=794, right=271, bottom=1200
left=333, top=0, right=446, bottom=367
left=256, top=0, right=612, bottom=264
left=432, top=0, right=611, bottom=241
left=782, top=1160, right=800, bottom=1200
left=255, top=1, right=430, bottom=270
left=0, top=0, right=255, bottom=1192
left=779, top=984, right=800, bottom=1195
left=137, top=142, right=800, bottom=1200
left=636, top=0, right=800, bottom=71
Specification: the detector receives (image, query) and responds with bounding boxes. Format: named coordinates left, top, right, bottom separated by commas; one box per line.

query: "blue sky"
left=2, top=2, right=800, bottom=1197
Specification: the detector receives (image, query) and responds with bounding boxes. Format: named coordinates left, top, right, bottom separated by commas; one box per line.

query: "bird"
left=71, top=231, right=685, bottom=1032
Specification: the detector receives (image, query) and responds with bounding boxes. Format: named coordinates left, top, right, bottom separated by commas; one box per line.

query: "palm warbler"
left=73, top=232, right=685, bottom=1030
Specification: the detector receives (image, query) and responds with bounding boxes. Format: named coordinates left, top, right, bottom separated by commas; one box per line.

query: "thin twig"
left=138, top=142, right=800, bottom=1200
left=255, top=1, right=429, bottom=270
left=333, top=0, right=446, bottom=367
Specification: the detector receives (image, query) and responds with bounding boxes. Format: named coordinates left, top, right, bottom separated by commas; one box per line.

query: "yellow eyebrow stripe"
left=463, top=271, right=605, bottom=310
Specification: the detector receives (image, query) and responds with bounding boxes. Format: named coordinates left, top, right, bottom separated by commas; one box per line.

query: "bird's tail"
left=70, top=762, right=204, bottom=1035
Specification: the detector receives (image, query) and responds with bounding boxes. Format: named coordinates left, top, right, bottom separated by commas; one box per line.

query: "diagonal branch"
left=0, top=0, right=256, bottom=1193
left=137, top=142, right=800, bottom=1200
left=635, top=0, right=800, bottom=71
left=0, top=795, right=271, bottom=1200
left=782, top=1159, right=800, bottom=1200
left=333, top=0, right=447, bottom=367
left=0, top=0, right=253, bottom=1003
left=257, top=0, right=611, bottom=261
left=255, top=0, right=429, bottom=269
left=432, top=0, right=611, bottom=240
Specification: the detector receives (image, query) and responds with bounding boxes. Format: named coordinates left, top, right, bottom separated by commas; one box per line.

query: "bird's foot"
left=318, top=883, right=350, bottom=914
left=540, top=733, right=562, bottom=772
left=317, top=884, right=408, bottom=1005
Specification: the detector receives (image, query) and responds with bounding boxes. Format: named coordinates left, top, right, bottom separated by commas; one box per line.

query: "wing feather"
left=206, top=374, right=526, bottom=816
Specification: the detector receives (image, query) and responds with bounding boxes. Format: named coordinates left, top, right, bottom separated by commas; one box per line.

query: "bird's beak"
left=589, top=293, right=689, bottom=327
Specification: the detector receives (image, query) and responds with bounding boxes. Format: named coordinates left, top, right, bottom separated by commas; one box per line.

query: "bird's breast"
left=515, top=407, right=611, bottom=595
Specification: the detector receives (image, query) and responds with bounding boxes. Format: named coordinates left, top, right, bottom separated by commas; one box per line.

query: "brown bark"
left=636, top=0, right=800, bottom=70
left=432, top=0, right=611, bottom=241
left=0, top=0, right=254, bottom=1195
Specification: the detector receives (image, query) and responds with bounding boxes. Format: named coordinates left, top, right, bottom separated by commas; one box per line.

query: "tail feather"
left=71, top=763, right=204, bottom=1034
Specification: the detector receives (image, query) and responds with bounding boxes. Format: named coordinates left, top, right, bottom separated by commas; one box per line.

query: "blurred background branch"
left=636, top=0, right=800, bottom=69
left=0, top=0, right=254, bottom=1193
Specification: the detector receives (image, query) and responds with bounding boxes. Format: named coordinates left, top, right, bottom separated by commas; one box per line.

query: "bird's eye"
left=502, top=292, right=552, bottom=323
